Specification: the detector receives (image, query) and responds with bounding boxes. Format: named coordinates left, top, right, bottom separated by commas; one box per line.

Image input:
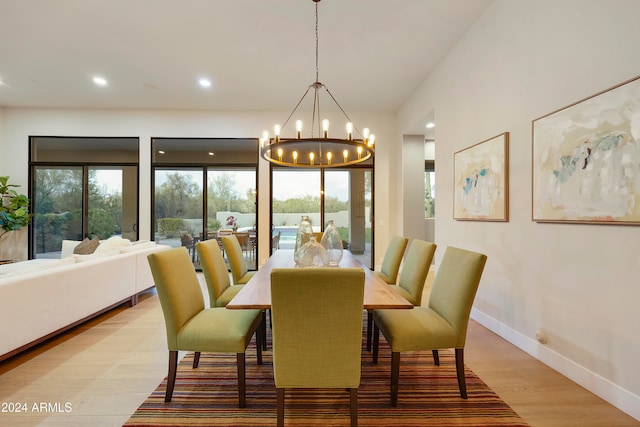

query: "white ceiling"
left=0, top=0, right=490, bottom=114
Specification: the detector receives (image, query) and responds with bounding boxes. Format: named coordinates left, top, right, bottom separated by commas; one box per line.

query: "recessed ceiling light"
left=199, top=78, right=212, bottom=88
left=158, top=150, right=165, bottom=154
left=425, top=122, right=435, bottom=129
left=208, top=152, right=214, bottom=156
left=93, top=76, right=108, bottom=86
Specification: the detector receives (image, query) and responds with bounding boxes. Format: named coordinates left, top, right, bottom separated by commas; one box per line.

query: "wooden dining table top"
left=226, top=249, right=413, bottom=310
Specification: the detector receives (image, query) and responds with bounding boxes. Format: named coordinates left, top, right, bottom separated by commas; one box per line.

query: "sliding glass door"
left=271, top=167, right=373, bottom=268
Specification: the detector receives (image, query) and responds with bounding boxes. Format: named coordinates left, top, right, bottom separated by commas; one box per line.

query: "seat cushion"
left=236, top=271, right=255, bottom=285
left=374, top=270, right=393, bottom=284
left=374, top=307, right=458, bottom=352
left=177, top=308, right=262, bottom=353
left=216, top=284, right=244, bottom=307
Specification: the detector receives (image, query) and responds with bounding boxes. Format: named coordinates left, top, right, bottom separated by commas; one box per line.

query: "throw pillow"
left=73, top=237, right=100, bottom=255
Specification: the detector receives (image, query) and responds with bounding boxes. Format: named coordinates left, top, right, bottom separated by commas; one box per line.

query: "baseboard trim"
left=471, top=308, right=640, bottom=422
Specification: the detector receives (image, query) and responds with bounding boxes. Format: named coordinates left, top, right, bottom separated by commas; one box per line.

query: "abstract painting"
left=532, top=75, right=640, bottom=224
left=454, top=132, right=509, bottom=221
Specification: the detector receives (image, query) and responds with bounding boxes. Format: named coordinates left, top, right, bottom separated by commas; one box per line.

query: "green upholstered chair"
left=196, top=238, right=243, bottom=308
left=223, top=234, right=256, bottom=285
left=147, top=247, right=263, bottom=408
left=270, top=268, right=365, bottom=427
left=372, top=246, right=487, bottom=406
left=375, top=235, right=409, bottom=284
left=197, top=238, right=268, bottom=351
left=393, top=239, right=436, bottom=306
left=366, top=238, right=433, bottom=351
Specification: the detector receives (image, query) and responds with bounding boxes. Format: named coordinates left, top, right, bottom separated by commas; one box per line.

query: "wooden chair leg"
left=276, top=388, right=285, bottom=427
left=372, top=323, right=380, bottom=364
left=256, top=329, right=263, bottom=365
left=349, top=388, right=358, bottom=427
left=193, top=351, right=201, bottom=368
left=455, top=348, right=467, bottom=399
left=366, top=310, right=373, bottom=351
left=432, top=349, right=439, bottom=366
left=262, top=310, right=268, bottom=350
left=391, top=352, right=400, bottom=407
left=165, top=350, right=178, bottom=402
left=237, top=353, right=246, bottom=408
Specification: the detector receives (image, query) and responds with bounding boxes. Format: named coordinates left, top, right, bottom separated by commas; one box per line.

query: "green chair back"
left=428, top=246, right=487, bottom=348
left=397, top=239, right=436, bottom=305
left=377, top=236, right=409, bottom=284
left=223, top=234, right=250, bottom=284
left=196, top=239, right=232, bottom=307
left=270, top=268, right=365, bottom=389
left=147, top=247, right=205, bottom=350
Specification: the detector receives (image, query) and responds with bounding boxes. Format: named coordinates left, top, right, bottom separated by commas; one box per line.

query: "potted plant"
left=0, top=176, right=33, bottom=262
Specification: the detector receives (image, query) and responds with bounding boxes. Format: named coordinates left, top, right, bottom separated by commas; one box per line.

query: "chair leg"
left=390, top=352, right=400, bottom=407
left=432, top=349, right=439, bottom=366
left=366, top=310, right=373, bottom=351
left=193, top=351, right=201, bottom=368
left=237, top=353, right=246, bottom=408
left=165, top=350, right=178, bottom=402
left=455, top=348, right=467, bottom=399
left=262, top=310, right=268, bottom=350
left=276, top=388, right=285, bottom=427
left=255, top=329, right=263, bottom=365
left=372, top=323, right=380, bottom=364
left=349, top=388, right=358, bottom=427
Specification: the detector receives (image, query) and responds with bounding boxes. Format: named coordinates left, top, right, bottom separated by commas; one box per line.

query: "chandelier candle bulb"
left=343, top=149, right=349, bottom=161
left=357, top=145, right=363, bottom=159
left=346, top=122, right=353, bottom=140
left=327, top=151, right=332, bottom=165
left=322, top=119, right=329, bottom=138
left=277, top=148, right=283, bottom=161
left=309, top=152, right=315, bottom=165
left=369, top=134, right=375, bottom=147
left=293, top=151, right=298, bottom=164
left=274, top=125, right=281, bottom=142
left=295, top=120, right=303, bottom=139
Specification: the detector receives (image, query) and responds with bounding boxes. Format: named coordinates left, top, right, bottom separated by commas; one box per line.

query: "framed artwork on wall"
left=532, top=75, right=640, bottom=225
left=454, top=132, right=509, bottom=221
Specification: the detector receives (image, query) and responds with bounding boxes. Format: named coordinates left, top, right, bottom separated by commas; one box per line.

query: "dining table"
left=225, top=249, right=413, bottom=310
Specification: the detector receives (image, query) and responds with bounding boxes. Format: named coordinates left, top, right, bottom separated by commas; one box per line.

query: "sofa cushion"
left=94, top=236, right=132, bottom=254
left=73, top=237, right=100, bottom=255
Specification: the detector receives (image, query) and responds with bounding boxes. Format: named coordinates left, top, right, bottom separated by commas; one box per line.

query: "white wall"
left=0, top=108, right=397, bottom=263
left=398, top=0, right=640, bottom=419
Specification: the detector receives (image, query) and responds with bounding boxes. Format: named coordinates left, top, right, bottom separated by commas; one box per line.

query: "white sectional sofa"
left=0, top=238, right=170, bottom=361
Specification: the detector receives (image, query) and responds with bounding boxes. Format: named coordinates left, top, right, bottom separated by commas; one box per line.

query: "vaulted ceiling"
left=0, top=0, right=490, bottom=113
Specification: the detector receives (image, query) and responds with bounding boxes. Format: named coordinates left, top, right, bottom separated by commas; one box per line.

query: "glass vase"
left=320, top=220, right=343, bottom=266
left=296, top=236, right=329, bottom=267
left=294, top=215, right=313, bottom=264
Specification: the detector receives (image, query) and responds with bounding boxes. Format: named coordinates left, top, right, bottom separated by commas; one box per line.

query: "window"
left=425, top=160, right=435, bottom=218
left=152, top=138, right=258, bottom=269
left=29, top=137, right=139, bottom=259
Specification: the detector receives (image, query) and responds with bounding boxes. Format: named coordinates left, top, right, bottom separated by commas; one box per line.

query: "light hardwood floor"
left=0, top=282, right=638, bottom=426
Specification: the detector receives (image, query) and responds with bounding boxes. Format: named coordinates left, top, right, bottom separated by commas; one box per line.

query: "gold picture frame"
left=532, top=75, right=640, bottom=225
left=454, top=132, right=509, bottom=221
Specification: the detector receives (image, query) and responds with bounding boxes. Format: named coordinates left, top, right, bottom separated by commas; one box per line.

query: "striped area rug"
left=124, top=320, right=528, bottom=426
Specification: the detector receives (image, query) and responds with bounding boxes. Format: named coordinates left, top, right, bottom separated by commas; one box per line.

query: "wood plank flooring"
left=0, top=279, right=638, bottom=426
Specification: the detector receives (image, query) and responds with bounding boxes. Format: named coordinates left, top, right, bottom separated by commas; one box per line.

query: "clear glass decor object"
left=294, top=215, right=313, bottom=264
left=296, top=236, right=329, bottom=267
left=321, top=220, right=343, bottom=266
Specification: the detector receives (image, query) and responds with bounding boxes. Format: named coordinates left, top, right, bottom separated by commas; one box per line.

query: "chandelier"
left=260, top=0, right=375, bottom=168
